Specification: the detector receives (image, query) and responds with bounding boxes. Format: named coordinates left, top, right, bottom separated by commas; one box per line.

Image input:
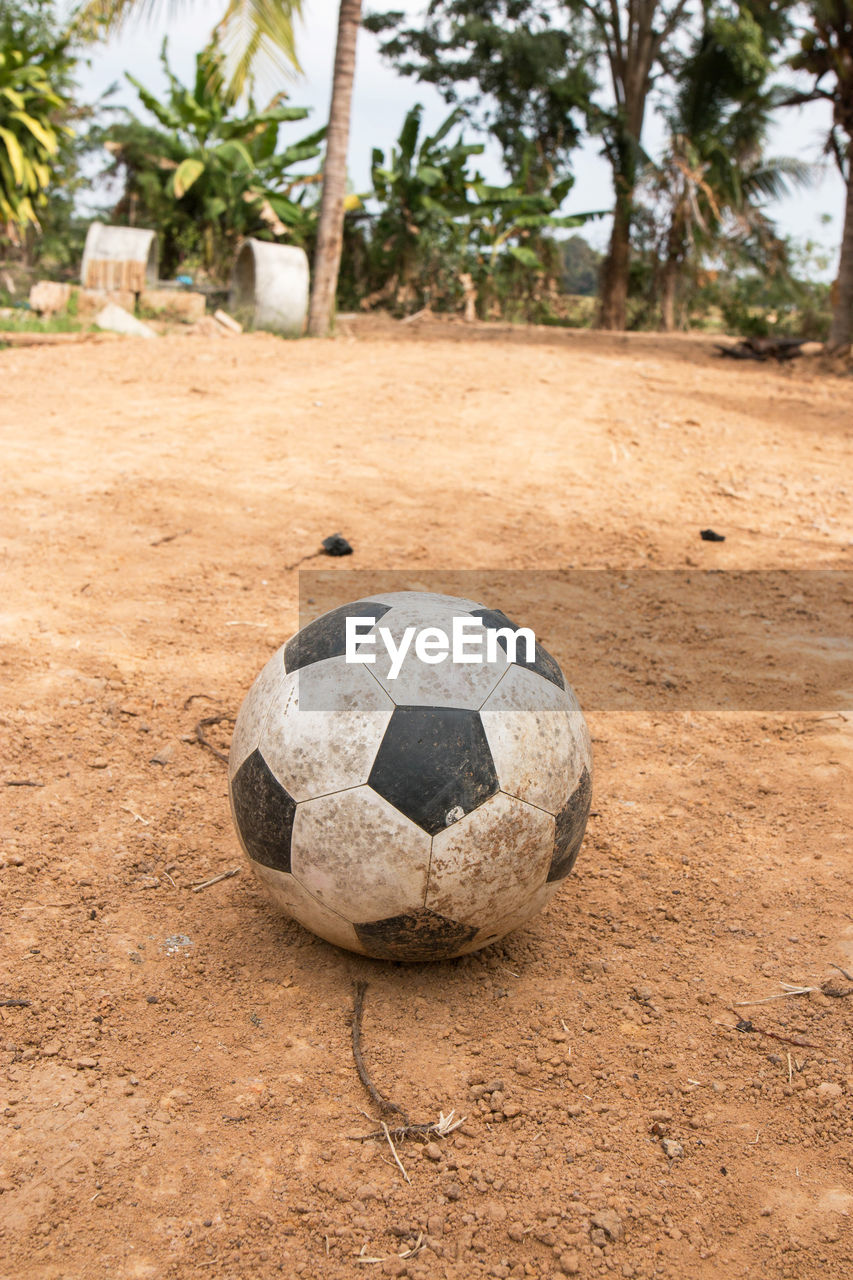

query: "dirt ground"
left=1, top=317, right=851, bottom=1280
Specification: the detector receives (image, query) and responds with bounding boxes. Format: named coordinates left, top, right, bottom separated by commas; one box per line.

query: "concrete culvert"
left=229, top=239, right=309, bottom=335
left=80, top=222, right=159, bottom=292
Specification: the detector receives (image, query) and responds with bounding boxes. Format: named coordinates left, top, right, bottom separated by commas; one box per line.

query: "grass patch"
left=0, top=312, right=88, bottom=334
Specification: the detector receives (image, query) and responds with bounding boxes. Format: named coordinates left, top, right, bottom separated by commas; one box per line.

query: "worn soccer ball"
left=228, top=591, right=592, bottom=961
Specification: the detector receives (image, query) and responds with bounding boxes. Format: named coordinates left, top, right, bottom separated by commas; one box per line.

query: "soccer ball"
left=228, top=591, right=592, bottom=961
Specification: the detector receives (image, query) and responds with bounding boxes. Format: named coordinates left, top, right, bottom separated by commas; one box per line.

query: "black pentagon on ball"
left=354, top=908, right=477, bottom=961
left=230, top=748, right=297, bottom=873
left=469, top=606, right=565, bottom=690
left=547, top=765, right=592, bottom=882
left=368, top=705, right=499, bottom=836
left=284, top=599, right=392, bottom=673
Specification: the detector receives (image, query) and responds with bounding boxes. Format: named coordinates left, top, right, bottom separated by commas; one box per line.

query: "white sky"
left=73, top=0, right=845, bottom=275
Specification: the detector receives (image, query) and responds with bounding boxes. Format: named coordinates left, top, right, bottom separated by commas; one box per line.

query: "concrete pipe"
left=80, top=222, right=159, bottom=293
left=229, top=239, right=309, bottom=335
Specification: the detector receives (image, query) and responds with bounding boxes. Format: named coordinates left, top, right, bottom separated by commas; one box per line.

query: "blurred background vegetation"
left=1, top=0, right=849, bottom=343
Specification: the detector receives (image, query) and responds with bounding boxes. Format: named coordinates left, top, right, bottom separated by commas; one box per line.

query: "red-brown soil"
left=1, top=318, right=851, bottom=1280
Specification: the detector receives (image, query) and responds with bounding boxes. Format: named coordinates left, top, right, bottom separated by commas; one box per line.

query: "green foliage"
left=99, top=39, right=324, bottom=281
left=791, top=0, right=853, bottom=155
left=361, top=103, right=591, bottom=318
left=636, top=2, right=811, bottom=328
left=0, top=15, right=72, bottom=240
left=709, top=237, right=832, bottom=339
left=558, top=234, right=601, bottom=295
left=364, top=0, right=594, bottom=184
left=74, top=0, right=303, bottom=106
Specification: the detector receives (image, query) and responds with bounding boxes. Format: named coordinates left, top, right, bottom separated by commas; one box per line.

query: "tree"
left=74, top=0, right=360, bottom=335
left=647, top=6, right=808, bottom=330
left=307, top=0, right=361, bottom=335
left=368, top=0, right=707, bottom=330
left=362, top=103, right=582, bottom=317
left=364, top=0, right=595, bottom=188
left=789, top=0, right=853, bottom=350
left=74, top=0, right=302, bottom=102
left=100, top=39, right=323, bottom=280
left=0, top=8, right=73, bottom=243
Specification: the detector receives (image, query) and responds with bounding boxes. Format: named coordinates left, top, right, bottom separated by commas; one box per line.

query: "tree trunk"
left=659, top=208, right=685, bottom=333
left=307, top=0, right=362, bottom=337
left=659, top=257, right=677, bottom=332
left=828, top=146, right=853, bottom=353
left=598, top=188, right=632, bottom=330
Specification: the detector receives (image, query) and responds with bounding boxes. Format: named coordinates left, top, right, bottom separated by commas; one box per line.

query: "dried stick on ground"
left=351, top=981, right=408, bottom=1121
left=349, top=982, right=466, bottom=1145
left=194, top=716, right=234, bottom=765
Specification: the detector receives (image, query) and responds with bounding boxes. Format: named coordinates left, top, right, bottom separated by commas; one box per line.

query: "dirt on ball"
left=1, top=316, right=851, bottom=1280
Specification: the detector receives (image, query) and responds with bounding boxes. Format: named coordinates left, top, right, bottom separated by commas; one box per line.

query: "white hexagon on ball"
left=228, top=590, right=593, bottom=961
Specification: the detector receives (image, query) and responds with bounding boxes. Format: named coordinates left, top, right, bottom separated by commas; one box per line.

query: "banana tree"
left=0, top=42, right=70, bottom=240
left=103, top=39, right=324, bottom=278
left=368, top=106, right=597, bottom=317
left=368, top=104, right=486, bottom=309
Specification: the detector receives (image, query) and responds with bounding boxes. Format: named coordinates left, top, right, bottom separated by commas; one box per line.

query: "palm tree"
left=73, top=0, right=358, bottom=335
left=649, top=10, right=810, bottom=331
left=789, top=0, right=853, bottom=351
left=306, top=0, right=361, bottom=335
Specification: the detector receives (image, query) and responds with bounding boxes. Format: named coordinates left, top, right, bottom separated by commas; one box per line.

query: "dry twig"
left=349, top=983, right=466, bottom=1150
left=194, top=715, right=234, bottom=765
left=351, top=981, right=408, bottom=1121
left=732, top=1018, right=819, bottom=1050
left=192, top=868, right=239, bottom=893
left=151, top=528, right=191, bottom=546
left=183, top=693, right=219, bottom=710
left=381, top=1121, right=411, bottom=1183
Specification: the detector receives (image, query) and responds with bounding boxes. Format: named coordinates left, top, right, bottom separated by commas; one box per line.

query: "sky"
left=72, top=0, right=844, bottom=275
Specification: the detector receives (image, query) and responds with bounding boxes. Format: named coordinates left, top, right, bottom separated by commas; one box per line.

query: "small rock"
left=94, top=302, right=157, bottom=339
left=502, top=1101, right=521, bottom=1118
left=42, top=1041, right=61, bottom=1057
left=591, top=1209, right=624, bottom=1241
left=661, top=1138, right=684, bottom=1159
left=513, top=1057, right=534, bottom=1076
left=149, top=744, right=174, bottom=766
left=75, top=1057, right=98, bottom=1070
left=817, top=1082, right=842, bottom=1102
left=485, top=1200, right=507, bottom=1223
left=213, top=308, right=242, bottom=335
left=507, top=1223, right=524, bottom=1243
left=29, top=280, right=72, bottom=315
left=559, top=1252, right=581, bottom=1275
left=424, top=1142, right=442, bottom=1161
left=443, top=1181, right=462, bottom=1201
left=354, top=1183, right=381, bottom=1202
